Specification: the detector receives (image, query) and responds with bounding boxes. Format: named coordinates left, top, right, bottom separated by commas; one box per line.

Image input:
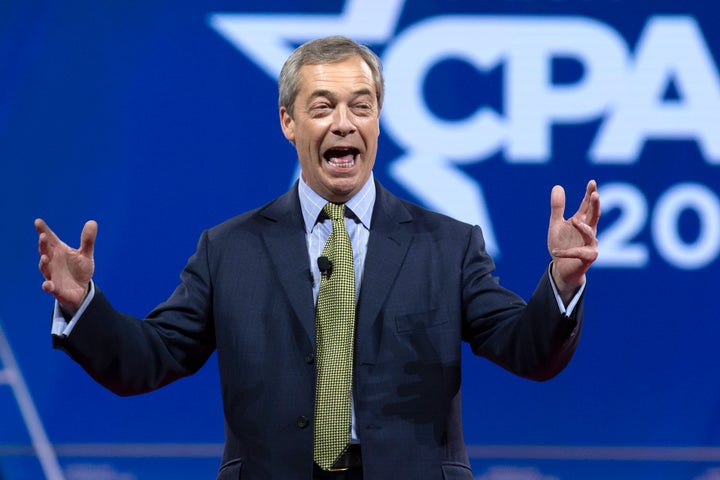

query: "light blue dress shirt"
left=298, top=173, right=375, bottom=305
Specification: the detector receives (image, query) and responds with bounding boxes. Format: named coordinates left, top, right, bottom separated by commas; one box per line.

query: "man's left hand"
left=547, top=180, right=601, bottom=303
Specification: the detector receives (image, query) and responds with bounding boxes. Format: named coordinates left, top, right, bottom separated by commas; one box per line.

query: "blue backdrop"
left=2, top=1, right=719, bottom=479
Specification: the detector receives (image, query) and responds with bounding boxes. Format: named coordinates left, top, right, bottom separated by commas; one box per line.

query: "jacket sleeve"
left=52, top=230, right=217, bottom=396
left=461, top=225, right=582, bottom=381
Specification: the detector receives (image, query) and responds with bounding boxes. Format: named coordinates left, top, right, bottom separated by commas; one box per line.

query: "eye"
left=352, top=103, right=374, bottom=116
left=309, top=102, right=332, bottom=117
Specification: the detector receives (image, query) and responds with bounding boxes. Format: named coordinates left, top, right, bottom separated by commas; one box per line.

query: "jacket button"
left=297, top=416, right=309, bottom=428
left=305, top=352, right=315, bottom=364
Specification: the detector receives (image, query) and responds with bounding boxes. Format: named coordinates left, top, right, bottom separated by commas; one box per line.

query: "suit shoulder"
left=394, top=195, right=475, bottom=233
left=203, top=194, right=293, bottom=242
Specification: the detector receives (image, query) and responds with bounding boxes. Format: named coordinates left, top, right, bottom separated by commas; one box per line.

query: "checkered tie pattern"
left=313, top=202, right=356, bottom=470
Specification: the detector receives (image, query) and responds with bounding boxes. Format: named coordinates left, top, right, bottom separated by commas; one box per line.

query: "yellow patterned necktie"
left=313, top=202, right=356, bottom=470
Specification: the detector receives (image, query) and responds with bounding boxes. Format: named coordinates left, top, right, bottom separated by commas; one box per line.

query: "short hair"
left=278, top=36, right=384, bottom=118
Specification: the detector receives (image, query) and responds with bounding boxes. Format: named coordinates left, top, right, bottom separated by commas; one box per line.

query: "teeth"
left=328, top=158, right=355, bottom=168
left=324, top=147, right=358, bottom=169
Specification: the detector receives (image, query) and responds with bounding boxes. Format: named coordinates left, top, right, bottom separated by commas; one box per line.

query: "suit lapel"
left=355, top=182, right=413, bottom=366
left=260, top=184, right=317, bottom=347
left=258, top=181, right=414, bottom=361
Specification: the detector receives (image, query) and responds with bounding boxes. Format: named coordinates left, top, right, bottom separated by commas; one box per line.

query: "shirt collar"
left=298, top=172, right=376, bottom=233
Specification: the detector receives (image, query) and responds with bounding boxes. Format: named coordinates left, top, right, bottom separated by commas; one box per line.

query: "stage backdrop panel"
left=1, top=0, right=719, bottom=478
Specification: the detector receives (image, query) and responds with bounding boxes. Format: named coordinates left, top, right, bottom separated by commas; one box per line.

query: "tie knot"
left=323, top=202, right=346, bottom=222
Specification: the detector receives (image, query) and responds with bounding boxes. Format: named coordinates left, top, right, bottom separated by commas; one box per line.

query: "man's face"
left=280, top=55, right=380, bottom=204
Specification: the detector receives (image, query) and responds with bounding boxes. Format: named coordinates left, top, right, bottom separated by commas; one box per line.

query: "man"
left=36, top=36, right=600, bottom=479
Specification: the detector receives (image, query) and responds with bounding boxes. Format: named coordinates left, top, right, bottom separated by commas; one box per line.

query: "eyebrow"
left=307, top=89, right=335, bottom=104
left=306, top=88, right=375, bottom=104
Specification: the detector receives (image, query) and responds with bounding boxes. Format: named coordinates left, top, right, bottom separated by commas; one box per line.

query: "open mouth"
left=323, top=147, right=360, bottom=169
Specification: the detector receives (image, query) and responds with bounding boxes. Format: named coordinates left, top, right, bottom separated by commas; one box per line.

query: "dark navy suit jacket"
left=54, top=180, right=582, bottom=479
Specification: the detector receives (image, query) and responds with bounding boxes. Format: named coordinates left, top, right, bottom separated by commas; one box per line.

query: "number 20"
left=596, top=182, right=720, bottom=270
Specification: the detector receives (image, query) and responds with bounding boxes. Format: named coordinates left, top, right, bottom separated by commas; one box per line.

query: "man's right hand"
left=35, top=218, right=97, bottom=317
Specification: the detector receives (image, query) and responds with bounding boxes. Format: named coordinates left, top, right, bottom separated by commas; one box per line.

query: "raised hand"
left=547, top=180, right=601, bottom=303
left=35, top=218, right=97, bottom=316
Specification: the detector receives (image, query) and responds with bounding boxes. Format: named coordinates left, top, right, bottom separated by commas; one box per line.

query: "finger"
left=80, top=220, right=98, bottom=257
left=580, top=180, right=601, bottom=220
left=37, top=220, right=59, bottom=256
left=42, top=280, right=55, bottom=294
left=38, top=253, right=59, bottom=279
left=587, top=186, right=601, bottom=228
left=572, top=219, right=598, bottom=244
left=551, top=246, right=598, bottom=263
left=34, top=218, right=47, bottom=234
left=38, top=255, right=51, bottom=279
left=38, top=232, right=50, bottom=256
left=550, top=185, right=566, bottom=225
left=38, top=231, right=61, bottom=260
left=587, top=179, right=598, bottom=194
left=34, top=218, right=60, bottom=243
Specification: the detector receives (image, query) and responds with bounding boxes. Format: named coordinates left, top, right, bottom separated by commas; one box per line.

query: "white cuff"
left=548, top=266, right=585, bottom=317
left=50, top=281, right=95, bottom=337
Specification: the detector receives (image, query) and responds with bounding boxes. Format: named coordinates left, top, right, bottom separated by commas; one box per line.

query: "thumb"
left=80, top=220, right=98, bottom=257
left=550, top=185, right=566, bottom=225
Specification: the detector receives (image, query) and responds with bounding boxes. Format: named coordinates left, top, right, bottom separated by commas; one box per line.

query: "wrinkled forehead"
left=296, top=58, right=377, bottom=98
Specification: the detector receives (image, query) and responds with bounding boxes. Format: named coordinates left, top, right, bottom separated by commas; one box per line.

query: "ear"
left=279, top=106, right=295, bottom=145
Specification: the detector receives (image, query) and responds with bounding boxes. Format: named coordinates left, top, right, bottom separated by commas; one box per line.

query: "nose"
left=331, top=106, right=356, bottom=137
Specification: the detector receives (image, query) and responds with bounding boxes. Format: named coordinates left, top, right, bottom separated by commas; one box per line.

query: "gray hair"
left=278, top=36, right=384, bottom=118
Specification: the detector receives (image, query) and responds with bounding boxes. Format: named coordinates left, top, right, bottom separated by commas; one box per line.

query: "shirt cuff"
left=547, top=264, right=585, bottom=317
left=50, top=281, right=95, bottom=337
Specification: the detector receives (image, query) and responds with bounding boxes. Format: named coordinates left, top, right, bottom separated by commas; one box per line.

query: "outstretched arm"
left=35, top=218, right=97, bottom=316
left=547, top=180, right=601, bottom=305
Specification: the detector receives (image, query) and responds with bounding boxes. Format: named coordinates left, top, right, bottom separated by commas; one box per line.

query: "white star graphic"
left=208, top=0, right=404, bottom=80
left=207, top=0, right=501, bottom=257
